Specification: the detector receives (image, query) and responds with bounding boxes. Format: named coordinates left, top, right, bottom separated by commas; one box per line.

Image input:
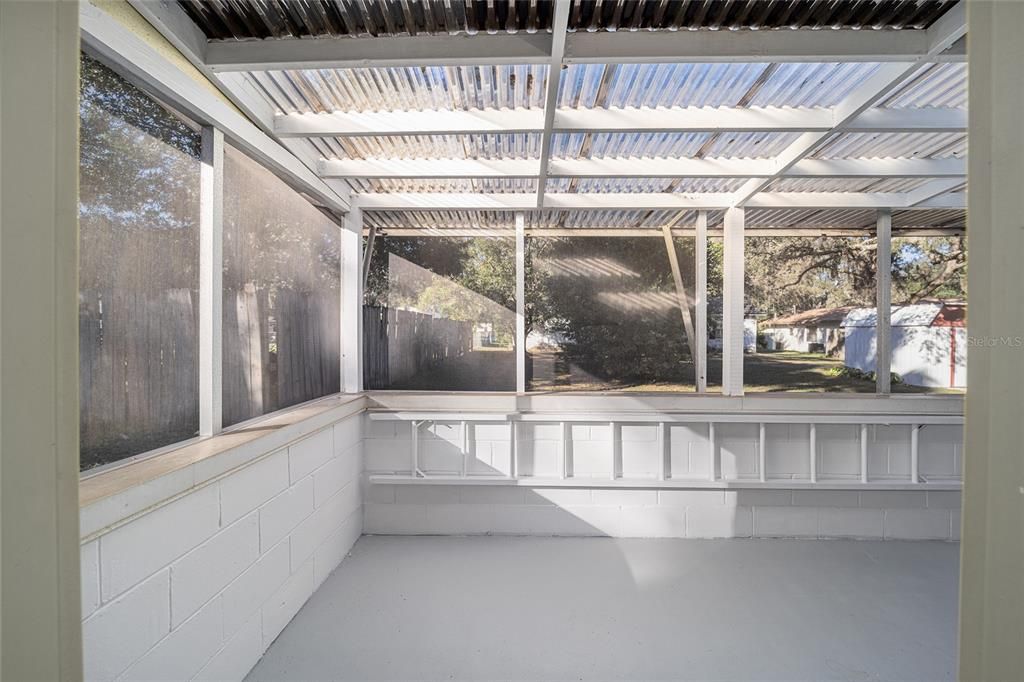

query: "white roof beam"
left=205, top=33, right=553, bottom=71
left=321, top=156, right=963, bottom=179
left=565, top=22, right=965, bottom=64
left=273, top=105, right=965, bottom=138
left=535, top=0, right=571, bottom=208
left=353, top=191, right=965, bottom=211
left=368, top=227, right=964, bottom=238
left=201, top=24, right=964, bottom=72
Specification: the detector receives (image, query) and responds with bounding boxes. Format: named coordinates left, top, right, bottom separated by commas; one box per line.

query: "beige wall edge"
left=1, top=0, right=83, bottom=678
left=959, top=1, right=1024, bottom=679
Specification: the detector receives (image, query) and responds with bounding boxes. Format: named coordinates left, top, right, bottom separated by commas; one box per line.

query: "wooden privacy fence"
left=222, top=285, right=340, bottom=427
left=80, top=285, right=341, bottom=468
left=364, top=306, right=474, bottom=389
left=79, top=288, right=199, bottom=468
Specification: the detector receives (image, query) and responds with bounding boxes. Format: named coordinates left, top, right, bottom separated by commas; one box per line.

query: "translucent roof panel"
left=248, top=65, right=549, bottom=114
left=310, top=133, right=541, bottom=161
left=349, top=178, right=536, bottom=193
left=811, top=132, right=967, bottom=159
left=557, top=62, right=882, bottom=110
left=551, top=132, right=711, bottom=159
left=361, top=207, right=965, bottom=233
left=765, top=178, right=935, bottom=193
left=879, top=63, right=968, bottom=109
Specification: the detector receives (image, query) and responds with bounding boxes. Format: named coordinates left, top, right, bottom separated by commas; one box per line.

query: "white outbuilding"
left=842, top=302, right=966, bottom=389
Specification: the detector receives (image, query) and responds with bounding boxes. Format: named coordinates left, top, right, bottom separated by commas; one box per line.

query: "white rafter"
left=273, top=105, right=965, bottom=138
left=200, top=19, right=964, bottom=72
left=352, top=192, right=966, bottom=211
left=535, top=0, right=571, bottom=208
left=729, top=1, right=966, bottom=208
left=320, top=156, right=964, bottom=180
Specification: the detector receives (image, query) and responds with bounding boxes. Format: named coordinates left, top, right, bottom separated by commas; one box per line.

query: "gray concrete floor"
left=246, top=536, right=959, bottom=681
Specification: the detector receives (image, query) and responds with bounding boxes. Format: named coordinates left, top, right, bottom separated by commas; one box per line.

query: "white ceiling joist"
left=320, top=156, right=964, bottom=180
left=365, top=227, right=964, bottom=238
left=535, top=1, right=571, bottom=208
left=730, top=1, right=967, bottom=208
left=274, top=105, right=965, bottom=138
left=353, top=192, right=966, bottom=211
left=201, top=22, right=964, bottom=72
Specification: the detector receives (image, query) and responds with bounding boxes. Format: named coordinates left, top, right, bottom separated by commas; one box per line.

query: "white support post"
left=534, top=0, right=571, bottom=207
left=910, top=424, right=920, bottom=483
left=876, top=209, right=893, bottom=394
left=342, top=208, right=363, bottom=393
left=809, top=424, right=818, bottom=483
left=460, top=420, right=469, bottom=478
left=708, top=422, right=717, bottom=482
left=860, top=424, right=870, bottom=484
left=722, top=208, right=745, bottom=396
left=1, top=1, right=83, bottom=675
left=658, top=422, right=669, bottom=481
left=509, top=421, right=518, bottom=478
left=515, top=212, right=526, bottom=393
left=611, top=421, right=621, bottom=481
left=695, top=211, right=709, bottom=393
left=361, top=223, right=377, bottom=292
left=663, top=224, right=699, bottom=369
left=758, top=423, right=767, bottom=483
left=410, top=421, right=419, bottom=477
left=198, top=126, right=224, bottom=437
left=559, top=421, right=569, bottom=480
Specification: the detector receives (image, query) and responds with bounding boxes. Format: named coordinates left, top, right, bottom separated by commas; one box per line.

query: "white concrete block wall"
left=363, top=416, right=962, bottom=541
left=80, top=414, right=363, bottom=681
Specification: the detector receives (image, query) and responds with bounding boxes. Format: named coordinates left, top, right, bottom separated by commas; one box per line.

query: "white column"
left=341, top=207, right=363, bottom=393
left=695, top=211, right=709, bottom=392
left=722, top=207, right=745, bottom=396
left=960, top=7, right=1024, bottom=676
left=1, top=0, right=83, bottom=677
left=875, top=209, right=892, bottom=394
left=515, top=212, right=526, bottom=393
left=199, top=126, right=224, bottom=437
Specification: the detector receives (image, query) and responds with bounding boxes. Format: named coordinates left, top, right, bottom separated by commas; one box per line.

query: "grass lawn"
left=526, top=349, right=960, bottom=394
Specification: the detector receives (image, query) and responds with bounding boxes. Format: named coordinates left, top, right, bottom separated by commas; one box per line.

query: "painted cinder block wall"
left=363, top=418, right=962, bottom=540
left=79, top=413, right=362, bottom=681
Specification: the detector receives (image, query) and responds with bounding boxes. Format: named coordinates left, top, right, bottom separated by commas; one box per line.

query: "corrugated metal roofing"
left=361, top=207, right=966, bottom=231
left=247, top=65, right=548, bottom=114
left=310, top=133, right=540, bottom=161
left=182, top=1, right=959, bottom=41
left=811, top=132, right=967, bottom=159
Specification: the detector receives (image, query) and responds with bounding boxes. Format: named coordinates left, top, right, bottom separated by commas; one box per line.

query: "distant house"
left=761, top=306, right=854, bottom=356
left=842, top=302, right=966, bottom=389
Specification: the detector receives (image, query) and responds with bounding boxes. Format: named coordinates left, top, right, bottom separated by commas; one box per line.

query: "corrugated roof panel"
left=181, top=0, right=958, bottom=40
left=558, top=63, right=770, bottom=109
left=746, top=208, right=876, bottom=228
left=248, top=65, right=549, bottom=114
left=352, top=178, right=537, bottom=193
left=551, top=131, right=712, bottom=159
left=703, top=132, right=803, bottom=159
left=766, top=177, right=934, bottom=193
left=310, top=133, right=541, bottom=160
left=893, top=208, right=966, bottom=228
left=811, top=132, right=967, bottom=159
left=881, top=63, right=968, bottom=109
left=747, top=63, right=883, bottom=107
